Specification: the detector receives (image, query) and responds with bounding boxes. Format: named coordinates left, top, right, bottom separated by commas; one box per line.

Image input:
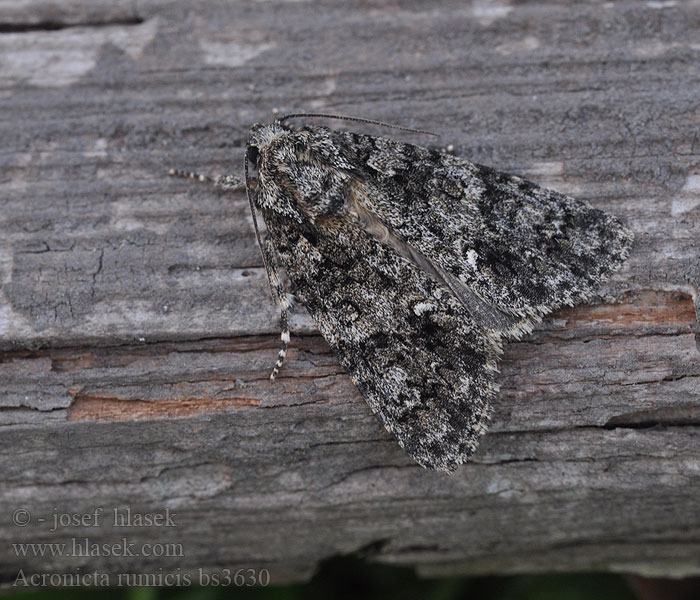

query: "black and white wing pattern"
left=312, top=127, right=634, bottom=337
left=262, top=209, right=499, bottom=472
left=247, top=122, right=633, bottom=472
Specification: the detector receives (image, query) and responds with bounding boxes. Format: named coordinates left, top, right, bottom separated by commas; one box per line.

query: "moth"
left=171, top=113, right=633, bottom=472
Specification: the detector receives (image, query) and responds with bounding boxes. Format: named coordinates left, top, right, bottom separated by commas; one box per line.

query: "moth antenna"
left=245, top=151, right=270, bottom=290
left=169, top=168, right=213, bottom=183
left=277, top=113, right=439, bottom=138
left=169, top=169, right=244, bottom=190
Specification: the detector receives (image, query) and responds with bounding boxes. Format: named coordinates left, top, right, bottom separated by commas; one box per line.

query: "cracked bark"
left=1, top=0, right=700, bottom=586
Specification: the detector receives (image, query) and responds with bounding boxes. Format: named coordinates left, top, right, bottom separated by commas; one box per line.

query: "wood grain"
left=1, top=0, right=699, bottom=585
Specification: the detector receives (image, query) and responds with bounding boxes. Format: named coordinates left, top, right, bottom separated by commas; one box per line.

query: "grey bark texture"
left=1, top=0, right=700, bottom=585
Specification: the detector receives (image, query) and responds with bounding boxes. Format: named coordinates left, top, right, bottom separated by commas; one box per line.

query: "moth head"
left=247, top=122, right=286, bottom=156
left=246, top=122, right=289, bottom=182
left=247, top=123, right=352, bottom=224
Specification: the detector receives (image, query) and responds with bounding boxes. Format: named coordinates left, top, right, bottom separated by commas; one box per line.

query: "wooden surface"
left=1, top=0, right=700, bottom=585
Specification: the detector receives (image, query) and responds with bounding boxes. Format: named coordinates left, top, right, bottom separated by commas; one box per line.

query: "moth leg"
left=262, top=237, right=291, bottom=381
left=271, top=294, right=292, bottom=382
left=168, top=169, right=244, bottom=190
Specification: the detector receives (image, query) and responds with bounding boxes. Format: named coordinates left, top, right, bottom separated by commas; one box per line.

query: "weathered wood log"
left=1, top=0, right=699, bottom=586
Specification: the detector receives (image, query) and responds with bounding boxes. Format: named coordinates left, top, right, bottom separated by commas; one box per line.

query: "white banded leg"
left=271, top=293, right=291, bottom=381
left=263, top=238, right=292, bottom=381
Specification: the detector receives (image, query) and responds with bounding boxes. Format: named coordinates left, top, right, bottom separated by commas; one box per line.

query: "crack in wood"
left=356, top=538, right=392, bottom=557
left=67, top=392, right=261, bottom=421
left=0, top=17, right=144, bottom=33
left=604, top=406, right=700, bottom=429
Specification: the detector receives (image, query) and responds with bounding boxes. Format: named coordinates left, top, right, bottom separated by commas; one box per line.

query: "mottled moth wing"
left=316, top=128, right=634, bottom=337
left=261, top=207, right=499, bottom=472
left=249, top=123, right=633, bottom=472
